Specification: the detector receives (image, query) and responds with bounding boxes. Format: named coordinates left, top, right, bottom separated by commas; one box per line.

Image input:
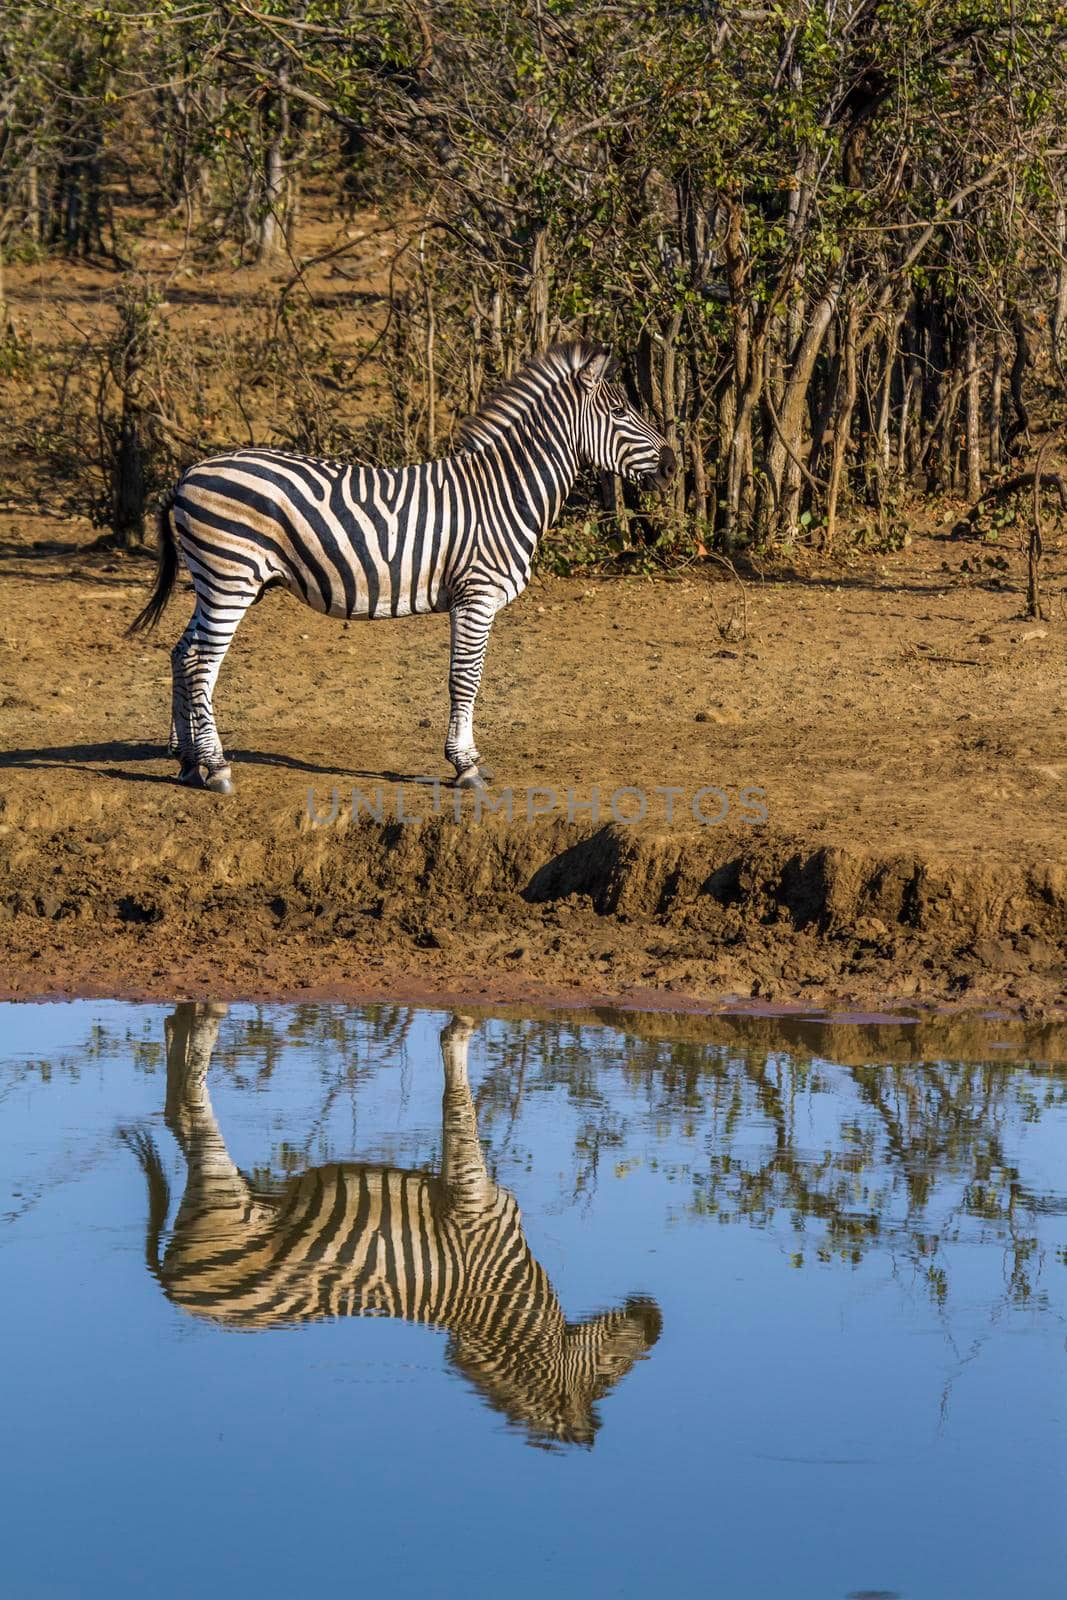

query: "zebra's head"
left=576, top=347, right=677, bottom=490
left=446, top=1291, right=661, bottom=1450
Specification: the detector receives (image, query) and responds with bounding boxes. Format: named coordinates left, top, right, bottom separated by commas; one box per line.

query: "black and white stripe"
left=129, top=342, right=675, bottom=793
left=128, top=1005, right=660, bottom=1447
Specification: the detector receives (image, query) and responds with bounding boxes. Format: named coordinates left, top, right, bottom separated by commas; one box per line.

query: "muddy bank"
left=1, top=784, right=1064, bottom=1013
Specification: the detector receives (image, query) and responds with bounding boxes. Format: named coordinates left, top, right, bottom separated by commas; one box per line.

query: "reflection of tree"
left=184, top=1004, right=420, bottom=1185
left=3, top=1004, right=1064, bottom=1317
left=0, top=1013, right=165, bottom=1105
left=0, top=1012, right=166, bottom=1229
left=466, top=1020, right=1067, bottom=1310
left=206, top=1002, right=416, bottom=1088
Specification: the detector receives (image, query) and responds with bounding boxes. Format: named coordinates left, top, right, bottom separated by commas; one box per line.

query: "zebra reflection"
left=128, top=1004, right=660, bottom=1447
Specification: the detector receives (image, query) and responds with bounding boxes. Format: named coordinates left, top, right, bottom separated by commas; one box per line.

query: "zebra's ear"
left=577, top=346, right=618, bottom=392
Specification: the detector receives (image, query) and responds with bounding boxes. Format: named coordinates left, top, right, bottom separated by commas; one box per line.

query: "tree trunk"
left=1007, top=307, right=1031, bottom=454
left=112, top=407, right=148, bottom=548
left=721, top=198, right=751, bottom=548
left=964, top=321, right=981, bottom=501
left=530, top=226, right=549, bottom=351
left=825, top=302, right=858, bottom=552
left=599, top=471, right=630, bottom=545
left=660, top=309, right=684, bottom=525
left=258, top=64, right=289, bottom=262
left=989, top=323, right=1004, bottom=472
left=25, top=163, right=40, bottom=243
left=689, top=426, right=707, bottom=531
left=1052, top=198, right=1067, bottom=376
left=759, top=281, right=839, bottom=539
left=870, top=308, right=903, bottom=537
left=725, top=377, right=759, bottom=550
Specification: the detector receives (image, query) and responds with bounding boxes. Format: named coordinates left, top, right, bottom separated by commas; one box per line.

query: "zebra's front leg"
left=445, top=595, right=499, bottom=788
left=439, top=1015, right=495, bottom=1216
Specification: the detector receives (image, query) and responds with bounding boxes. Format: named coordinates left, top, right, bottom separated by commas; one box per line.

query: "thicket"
left=2, top=1, right=1066, bottom=571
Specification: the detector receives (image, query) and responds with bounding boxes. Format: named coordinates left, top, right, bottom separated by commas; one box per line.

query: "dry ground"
left=1, top=510, right=1064, bottom=1013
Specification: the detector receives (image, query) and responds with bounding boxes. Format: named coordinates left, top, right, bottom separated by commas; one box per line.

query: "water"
left=2, top=1000, right=1065, bottom=1600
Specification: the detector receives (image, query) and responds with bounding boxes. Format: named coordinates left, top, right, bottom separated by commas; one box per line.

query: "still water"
left=2, top=1000, right=1065, bottom=1600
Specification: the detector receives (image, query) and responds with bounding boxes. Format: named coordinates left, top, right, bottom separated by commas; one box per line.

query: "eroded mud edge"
left=0, top=810, right=1064, bottom=1022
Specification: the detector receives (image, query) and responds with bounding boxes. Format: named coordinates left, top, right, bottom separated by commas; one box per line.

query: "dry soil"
left=1, top=513, right=1064, bottom=1014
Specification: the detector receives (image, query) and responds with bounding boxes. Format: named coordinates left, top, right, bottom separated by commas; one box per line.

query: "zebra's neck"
left=453, top=402, right=581, bottom=543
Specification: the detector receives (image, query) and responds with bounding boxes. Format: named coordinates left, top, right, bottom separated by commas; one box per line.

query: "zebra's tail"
left=127, top=487, right=180, bottom=634
left=119, top=1125, right=170, bottom=1277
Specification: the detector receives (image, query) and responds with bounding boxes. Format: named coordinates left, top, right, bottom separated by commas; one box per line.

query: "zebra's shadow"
left=0, top=740, right=428, bottom=787
left=0, top=740, right=169, bottom=785
left=123, top=1003, right=661, bottom=1450
left=228, top=747, right=430, bottom=785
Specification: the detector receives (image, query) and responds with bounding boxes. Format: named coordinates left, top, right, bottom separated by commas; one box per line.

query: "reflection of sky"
left=0, top=997, right=163, bottom=1062
left=1, top=1001, right=1065, bottom=1600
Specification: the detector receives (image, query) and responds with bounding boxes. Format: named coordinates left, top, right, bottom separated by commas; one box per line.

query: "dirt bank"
left=1, top=514, right=1065, bottom=1012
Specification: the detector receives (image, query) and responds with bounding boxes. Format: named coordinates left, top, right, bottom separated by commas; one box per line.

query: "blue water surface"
left=1, top=1000, right=1064, bottom=1600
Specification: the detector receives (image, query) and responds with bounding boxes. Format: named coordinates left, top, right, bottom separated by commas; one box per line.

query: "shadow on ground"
left=0, top=740, right=427, bottom=787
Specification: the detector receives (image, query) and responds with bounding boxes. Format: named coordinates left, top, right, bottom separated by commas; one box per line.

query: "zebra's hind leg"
left=170, top=618, right=198, bottom=783
left=445, top=594, right=501, bottom=787
left=166, top=665, right=182, bottom=758
left=171, top=595, right=252, bottom=794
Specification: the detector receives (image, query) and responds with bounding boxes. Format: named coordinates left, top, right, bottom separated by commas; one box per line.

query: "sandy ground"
left=1, top=511, right=1064, bottom=1014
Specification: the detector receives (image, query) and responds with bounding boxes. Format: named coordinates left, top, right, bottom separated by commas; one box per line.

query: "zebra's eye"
left=610, top=403, right=628, bottom=419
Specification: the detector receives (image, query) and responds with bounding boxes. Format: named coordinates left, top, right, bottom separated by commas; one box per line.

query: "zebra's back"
left=161, top=1162, right=547, bottom=1333
left=175, top=448, right=457, bottom=620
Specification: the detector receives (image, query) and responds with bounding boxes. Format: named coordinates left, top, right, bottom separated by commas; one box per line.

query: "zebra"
left=126, top=1003, right=661, bottom=1448
left=127, top=342, right=675, bottom=793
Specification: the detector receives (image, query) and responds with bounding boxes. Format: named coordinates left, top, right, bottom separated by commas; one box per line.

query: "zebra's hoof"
left=204, top=766, right=235, bottom=796
left=455, top=765, right=487, bottom=791
left=177, top=761, right=203, bottom=787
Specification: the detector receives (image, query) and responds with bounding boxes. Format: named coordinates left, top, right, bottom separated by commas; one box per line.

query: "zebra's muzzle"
left=645, top=445, right=677, bottom=492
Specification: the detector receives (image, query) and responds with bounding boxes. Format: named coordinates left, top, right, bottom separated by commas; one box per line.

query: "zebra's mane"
left=456, top=341, right=612, bottom=451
